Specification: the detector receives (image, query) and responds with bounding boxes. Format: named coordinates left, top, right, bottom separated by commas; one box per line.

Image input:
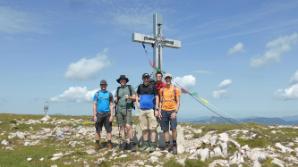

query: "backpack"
left=95, top=91, right=113, bottom=102
left=116, top=85, right=135, bottom=109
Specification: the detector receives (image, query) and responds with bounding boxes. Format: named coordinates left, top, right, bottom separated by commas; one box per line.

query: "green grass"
left=163, top=158, right=183, bottom=167
left=260, top=158, right=279, bottom=167
left=228, top=141, right=238, bottom=155
left=0, top=145, right=57, bottom=167
left=185, top=159, right=208, bottom=167
left=1, top=113, right=298, bottom=167
left=236, top=137, right=269, bottom=148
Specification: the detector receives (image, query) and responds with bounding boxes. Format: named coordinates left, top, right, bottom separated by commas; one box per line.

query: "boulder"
left=272, top=158, right=285, bottom=167
left=209, top=160, right=229, bottom=167
left=85, top=149, right=96, bottom=155
left=1, top=139, right=9, bottom=146
left=197, top=148, right=209, bottom=161
left=51, top=152, right=64, bottom=161
left=275, top=143, right=294, bottom=153
left=176, top=125, right=185, bottom=154
left=213, top=146, right=224, bottom=157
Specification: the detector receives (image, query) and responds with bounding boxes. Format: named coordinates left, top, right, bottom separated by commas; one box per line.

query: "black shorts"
left=95, top=112, right=112, bottom=133
left=160, top=110, right=177, bottom=132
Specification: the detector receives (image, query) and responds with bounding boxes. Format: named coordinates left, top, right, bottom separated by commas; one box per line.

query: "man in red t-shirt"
left=155, top=71, right=166, bottom=93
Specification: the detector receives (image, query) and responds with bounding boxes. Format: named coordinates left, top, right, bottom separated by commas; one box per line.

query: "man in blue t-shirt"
left=93, top=80, right=114, bottom=150
left=136, top=73, right=159, bottom=152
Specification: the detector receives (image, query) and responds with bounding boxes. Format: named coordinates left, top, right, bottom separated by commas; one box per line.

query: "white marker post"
left=132, top=13, right=181, bottom=72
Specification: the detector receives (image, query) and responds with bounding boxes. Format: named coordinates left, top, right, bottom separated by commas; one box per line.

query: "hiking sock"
left=149, top=142, right=157, bottom=152
left=142, top=140, right=149, bottom=148
left=173, top=140, right=177, bottom=146
left=165, top=141, right=171, bottom=151
left=165, top=141, right=170, bottom=146
left=150, top=142, right=157, bottom=148
left=144, top=140, right=149, bottom=145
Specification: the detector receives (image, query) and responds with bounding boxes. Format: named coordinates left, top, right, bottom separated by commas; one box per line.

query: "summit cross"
left=132, top=13, right=182, bottom=72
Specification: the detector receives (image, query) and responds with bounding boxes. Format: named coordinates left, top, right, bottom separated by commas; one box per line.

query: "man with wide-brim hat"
left=115, top=75, right=136, bottom=151
left=116, top=75, right=129, bottom=84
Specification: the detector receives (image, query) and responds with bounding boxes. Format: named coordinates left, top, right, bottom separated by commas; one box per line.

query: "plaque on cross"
left=132, top=13, right=181, bottom=72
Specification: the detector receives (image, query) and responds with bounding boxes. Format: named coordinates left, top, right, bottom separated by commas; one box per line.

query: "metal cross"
left=132, top=13, right=181, bottom=72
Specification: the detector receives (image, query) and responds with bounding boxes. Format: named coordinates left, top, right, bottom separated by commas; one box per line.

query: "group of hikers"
left=92, top=72, right=181, bottom=154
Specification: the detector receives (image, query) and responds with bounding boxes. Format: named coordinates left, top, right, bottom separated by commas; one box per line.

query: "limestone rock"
left=275, top=143, right=293, bottom=153
left=85, top=149, right=96, bottom=155
left=198, top=148, right=209, bottom=161
left=272, top=158, right=284, bottom=167
left=1, top=139, right=9, bottom=146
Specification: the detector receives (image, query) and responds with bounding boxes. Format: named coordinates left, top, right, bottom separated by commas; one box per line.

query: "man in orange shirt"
left=158, top=73, right=181, bottom=154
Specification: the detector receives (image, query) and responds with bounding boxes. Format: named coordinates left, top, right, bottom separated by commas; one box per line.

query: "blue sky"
left=0, top=0, right=298, bottom=118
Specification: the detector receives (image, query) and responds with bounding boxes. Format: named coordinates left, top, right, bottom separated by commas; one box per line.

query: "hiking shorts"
left=160, top=110, right=177, bottom=132
left=139, top=108, right=158, bottom=131
left=116, top=108, right=133, bottom=127
left=95, top=112, right=112, bottom=133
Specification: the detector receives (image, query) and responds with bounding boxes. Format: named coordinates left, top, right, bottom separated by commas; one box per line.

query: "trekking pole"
left=114, top=100, right=122, bottom=148
left=125, top=95, right=129, bottom=143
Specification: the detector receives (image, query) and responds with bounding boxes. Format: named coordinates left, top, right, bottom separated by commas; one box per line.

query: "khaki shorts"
left=139, top=109, right=158, bottom=131
left=116, top=108, right=133, bottom=127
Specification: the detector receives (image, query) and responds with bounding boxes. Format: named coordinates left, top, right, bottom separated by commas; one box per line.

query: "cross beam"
left=132, top=13, right=181, bottom=72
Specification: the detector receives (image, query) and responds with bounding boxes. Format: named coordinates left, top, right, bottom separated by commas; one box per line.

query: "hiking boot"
left=148, top=142, right=157, bottom=153
left=120, top=142, right=127, bottom=150
left=107, top=142, right=113, bottom=149
left=95, top=143, right=101, bottom=150
left=163, top=142, right=171, bottom=152
left=139, top=141, right=150, bottom=151
left=172, top=145, right=177, bottom=154
left=129, top=142, right=137, bottom=152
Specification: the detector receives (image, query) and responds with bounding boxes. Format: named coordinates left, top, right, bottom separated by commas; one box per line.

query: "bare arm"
left=176, top=95, right=180, bottom=112
left=109, top=95, right=114, bottom=122
left=110, top=101, right=114, bottom=116
left=128, top=94, right=136, bottom=102
left=155, top=95, right=159, bottom=110
left=114, top=96, right=118, bottom=104
left=135, top=94, right=139, bottom=108
left=93, top=102, right=97, bottom=121
left=155, top=94, right=161, bottom=118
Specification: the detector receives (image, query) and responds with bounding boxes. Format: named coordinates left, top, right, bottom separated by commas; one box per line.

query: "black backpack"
left=116, top=85, right=135, bottom=109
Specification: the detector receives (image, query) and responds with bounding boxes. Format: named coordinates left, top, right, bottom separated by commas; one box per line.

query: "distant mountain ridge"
left=179, top=115, right=298, bottom=125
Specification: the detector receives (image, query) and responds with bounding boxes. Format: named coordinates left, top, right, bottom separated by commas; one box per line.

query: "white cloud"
left=174, top=75, right=196, bottom=89
left=251, top=33, right=298, bottom=67
left=228, top=42, right=244, bottom=55
left=275, top=70, right=298, bottom=100
left=213, top=89, right=227, bottom=99
left=213, top=79, right=233, bottom=99
left=290, top=70, right=298, bottom=84
left=275, top=84, right=298, bottom=100
left=50, top=86, right=98, bottom=103
left=218, top=79, right=233, bottom=89
left=0, top=6, right=42, bottom=34
left=65, top=49, right=110, bottom=80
